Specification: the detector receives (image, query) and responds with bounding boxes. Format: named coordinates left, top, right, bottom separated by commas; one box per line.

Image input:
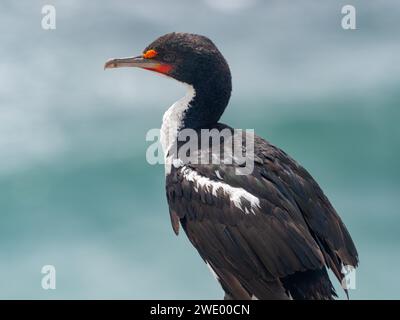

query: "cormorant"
left=105, top=32, right=358, bottom=300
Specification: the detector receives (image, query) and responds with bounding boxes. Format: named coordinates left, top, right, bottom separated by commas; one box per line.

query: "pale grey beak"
left=104, top=55, right=161, bottom=70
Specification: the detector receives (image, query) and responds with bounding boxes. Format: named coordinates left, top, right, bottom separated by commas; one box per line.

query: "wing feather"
left=166, top=132, right=358, bottom=298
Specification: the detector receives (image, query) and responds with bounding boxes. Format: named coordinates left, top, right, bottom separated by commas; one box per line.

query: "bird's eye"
left=143, top=49, right=158, bottom=59
left=163, top=53, right=176, bottom=63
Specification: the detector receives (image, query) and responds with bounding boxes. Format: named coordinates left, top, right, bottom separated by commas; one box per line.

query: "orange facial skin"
left=143, top=49, right=158, bottom=59
left=142, top=49, right=172, bottom=74
left=143, top=64, right=173, bottom=74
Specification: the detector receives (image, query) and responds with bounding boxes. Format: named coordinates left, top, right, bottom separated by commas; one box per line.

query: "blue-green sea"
left=0, top=0, right=399, bottom=299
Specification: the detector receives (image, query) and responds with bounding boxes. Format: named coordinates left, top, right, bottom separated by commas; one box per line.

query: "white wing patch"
left=182, top=166, right=260, bottom=214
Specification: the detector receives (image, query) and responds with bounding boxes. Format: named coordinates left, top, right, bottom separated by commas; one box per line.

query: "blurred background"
left=0, top=0, right=399, bottom=299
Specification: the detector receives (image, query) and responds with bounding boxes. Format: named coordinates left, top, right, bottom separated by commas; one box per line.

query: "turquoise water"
left=0, top=1, right=399, bottom=299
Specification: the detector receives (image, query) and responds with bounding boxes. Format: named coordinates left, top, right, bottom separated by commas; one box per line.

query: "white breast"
left=160, top=84, right=196, bottom=174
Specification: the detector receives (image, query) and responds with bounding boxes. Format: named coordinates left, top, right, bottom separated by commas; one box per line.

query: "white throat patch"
left=160, top=84, right=196, bottom=174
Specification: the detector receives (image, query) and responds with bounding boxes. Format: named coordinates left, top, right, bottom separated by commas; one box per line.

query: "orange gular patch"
left=143, top=64, right=173, bottom=74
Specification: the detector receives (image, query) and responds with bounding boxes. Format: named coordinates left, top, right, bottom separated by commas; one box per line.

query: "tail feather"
left=281, top=268, right=337, bottom=300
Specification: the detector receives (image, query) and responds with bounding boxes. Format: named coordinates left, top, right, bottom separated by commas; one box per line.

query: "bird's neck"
left=160, top=77, right=231, bottom=155
left=181, top=75, right=231, bottom=129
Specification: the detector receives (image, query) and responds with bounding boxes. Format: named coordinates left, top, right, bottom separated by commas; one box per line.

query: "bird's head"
left=105, top=32, right=231, bottom=89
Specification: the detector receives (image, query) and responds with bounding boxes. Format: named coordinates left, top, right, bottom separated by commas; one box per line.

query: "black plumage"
left=105, top=32, right=359, bottom=300
left=166, top=125, right=357, bottom=299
